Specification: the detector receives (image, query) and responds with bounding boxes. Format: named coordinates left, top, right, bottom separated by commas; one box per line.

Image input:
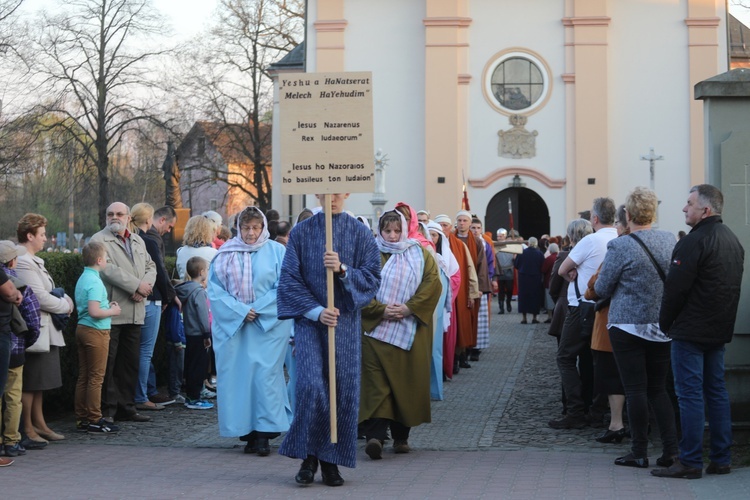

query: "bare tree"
left=176, top=0, right=303, bottom=211
left=30, top=0, right=175, bottom=226
left=0, top=0, right=24, bottom=58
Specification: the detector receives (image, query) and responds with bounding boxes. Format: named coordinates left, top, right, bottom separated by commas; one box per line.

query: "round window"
left=483, top=50, right=551, bottom=115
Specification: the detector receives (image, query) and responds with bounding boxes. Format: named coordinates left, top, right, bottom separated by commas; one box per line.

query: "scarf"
left=213, top=207, right=270, bottom=304
left=366, top=211, right=424, bottom=350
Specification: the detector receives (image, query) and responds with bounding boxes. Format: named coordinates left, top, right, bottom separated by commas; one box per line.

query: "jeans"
left=74, top=325, right=110, bottom=422
left=166, top=341, right=184, bottom=398
left=671, top=340, right=732, bottom=468
left=609, top=327, right=678, bottom=459
left=135, top=303, right=161, bottom=404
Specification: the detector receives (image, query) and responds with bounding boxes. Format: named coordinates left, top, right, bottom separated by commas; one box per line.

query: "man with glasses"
left=91, top=202, right=156, bottom=423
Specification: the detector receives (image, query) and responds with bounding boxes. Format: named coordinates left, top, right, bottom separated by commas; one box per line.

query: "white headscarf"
left=427, top=220, right=459, bottom=279
left=213, top=207, right=270, bottom=303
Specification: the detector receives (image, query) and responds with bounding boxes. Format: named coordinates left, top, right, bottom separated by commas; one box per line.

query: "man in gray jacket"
left=91, top=202, right=157, bottom=422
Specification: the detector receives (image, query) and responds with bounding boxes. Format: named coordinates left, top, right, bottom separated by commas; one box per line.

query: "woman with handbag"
left=16, top=213, right=74, bottom=446
left=594, top=187, right=679, bottom=469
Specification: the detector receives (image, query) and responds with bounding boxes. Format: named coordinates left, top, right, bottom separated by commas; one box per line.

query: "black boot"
left=320, top=460, right=345, bottom=486
left=295, top=455, right=318, bottom=485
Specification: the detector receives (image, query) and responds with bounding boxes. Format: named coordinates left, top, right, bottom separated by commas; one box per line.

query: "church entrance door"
left=485, top=187, right=550, bottom=240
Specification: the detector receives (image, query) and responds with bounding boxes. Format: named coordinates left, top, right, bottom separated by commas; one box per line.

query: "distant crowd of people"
left=0, top=184, right=744, bottom=486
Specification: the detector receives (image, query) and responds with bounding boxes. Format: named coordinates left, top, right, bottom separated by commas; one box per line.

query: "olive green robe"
left=359, top=248, right=441, bottom=427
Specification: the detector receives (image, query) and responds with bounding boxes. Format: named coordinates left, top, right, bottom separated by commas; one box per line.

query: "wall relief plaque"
left=497, top=114, right=538, bottom=159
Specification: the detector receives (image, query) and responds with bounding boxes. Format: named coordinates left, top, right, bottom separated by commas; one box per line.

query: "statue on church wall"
left=162, top=140, right=184, bottom=208
left=498, top=114, right=538, bottom=159
left=373, top=148, right=388, bottom=201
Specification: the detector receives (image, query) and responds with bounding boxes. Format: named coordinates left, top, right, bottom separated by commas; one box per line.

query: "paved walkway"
left=3, top=301, right=749, bottom=499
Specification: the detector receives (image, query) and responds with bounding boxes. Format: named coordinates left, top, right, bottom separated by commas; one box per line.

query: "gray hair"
left=591, top=197, right=616, bottom=225
left=690, top=184, right=723, bottom=215
left=567, top=218, right=593, bottom=245
left=528, top=236, right=538, bottom=248
left=548, top=243, right=560, bottom=253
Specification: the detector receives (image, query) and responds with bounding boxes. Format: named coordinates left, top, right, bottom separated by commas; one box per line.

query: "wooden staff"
left=324, top=194, right=338, bottom=443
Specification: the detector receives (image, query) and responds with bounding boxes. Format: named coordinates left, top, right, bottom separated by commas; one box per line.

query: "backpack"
left=163, top=303, right=186, bottom=346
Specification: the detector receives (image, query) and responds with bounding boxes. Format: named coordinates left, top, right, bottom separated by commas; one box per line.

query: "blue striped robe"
left=277, top=212, right=381, bottom=468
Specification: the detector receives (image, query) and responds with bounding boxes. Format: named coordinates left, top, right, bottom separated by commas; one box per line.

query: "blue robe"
left=277, top=212, right=381, bottom=468
left=207, top=240, right=293, bottom=437
left=431, top=268, right=450, bottom=400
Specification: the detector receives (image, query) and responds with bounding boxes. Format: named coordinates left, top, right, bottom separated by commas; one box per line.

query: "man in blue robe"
left=277, top=193, right=381, bottom=487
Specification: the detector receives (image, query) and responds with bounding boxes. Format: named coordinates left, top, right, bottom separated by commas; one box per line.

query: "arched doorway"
left=485, top=187, right=550, bottom=240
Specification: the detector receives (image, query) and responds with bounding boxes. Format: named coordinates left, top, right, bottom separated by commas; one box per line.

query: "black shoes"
left=365, top=438, right=383, bottom=460
left=548, top=414, right=587, bottom=430
left=615, top=453, right=649, bottom=469
left=706, top=462, right=731, bottom=475
left=507, top=304, right=512, bottom=313
left=651, top=460, right=702, bottom=479
left=295, top=456, right=318, bottom=485
left=595, top=428, right=627, bottom=444
left=459, top=360, right=472, bottom=368
left=320, top=460, right=345, bottom=487
left=256, top=437, right=270, bottom=456
left=656, top=454, right=677, bottom=467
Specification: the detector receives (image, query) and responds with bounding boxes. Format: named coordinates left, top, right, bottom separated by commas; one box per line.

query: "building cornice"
left=685, top=17, right=721, bottom=27
left=314, top=19, right=348, bottom=32
left=423, top=17, right=472, bottom=28
left=562, top=16, right=611, bottom=27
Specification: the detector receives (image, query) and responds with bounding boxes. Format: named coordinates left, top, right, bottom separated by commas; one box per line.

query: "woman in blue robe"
left=277, top=193, right=381, bottom=487
left=207, top=207, right=293, bottom=456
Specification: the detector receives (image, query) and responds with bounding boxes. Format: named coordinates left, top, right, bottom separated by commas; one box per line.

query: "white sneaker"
left=173, top=394, right=186, bottom=404
left=200, top=387, right=217, bottom=399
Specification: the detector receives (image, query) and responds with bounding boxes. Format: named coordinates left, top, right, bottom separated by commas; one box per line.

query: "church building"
left=271, top=0, right=729, bottom=237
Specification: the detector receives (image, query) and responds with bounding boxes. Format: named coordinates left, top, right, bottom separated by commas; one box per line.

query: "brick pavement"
left=3, top=300, right=749, bottom=498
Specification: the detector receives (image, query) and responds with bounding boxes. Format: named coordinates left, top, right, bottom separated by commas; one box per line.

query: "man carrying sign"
left=277, top=193, right=381, bottom=487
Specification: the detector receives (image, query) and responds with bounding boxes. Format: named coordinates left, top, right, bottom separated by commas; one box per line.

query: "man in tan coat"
left=91, top=202, right=156, bottom=422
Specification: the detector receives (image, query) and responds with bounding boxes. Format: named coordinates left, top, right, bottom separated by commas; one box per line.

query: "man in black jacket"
left=653, top=184, right=744, bottom=480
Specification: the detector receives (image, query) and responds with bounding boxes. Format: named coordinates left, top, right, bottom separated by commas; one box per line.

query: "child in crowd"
left=175, top=257, right=214, bottom=410
left=74, top=242, right=121, bottom=434
left=164, top=287, right=186, bottom=404
left=1, top=241, right=41, bottom=458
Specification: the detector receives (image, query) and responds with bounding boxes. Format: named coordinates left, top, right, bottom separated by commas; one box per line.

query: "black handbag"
left=574, top=279, right=596, bottom=338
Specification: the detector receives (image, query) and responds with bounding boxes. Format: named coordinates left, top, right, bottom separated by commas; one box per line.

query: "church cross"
left=729, top=164, right=750, bottom=226
left=639, top=147, right=664, bottom=192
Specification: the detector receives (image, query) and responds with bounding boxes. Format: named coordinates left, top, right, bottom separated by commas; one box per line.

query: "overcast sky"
left=16, top=1, right=750, bottom=40
left=19, top=0, right=220, bottom=41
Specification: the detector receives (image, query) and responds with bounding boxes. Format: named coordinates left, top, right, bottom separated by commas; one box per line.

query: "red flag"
left=461, top=172, right=470, bottom=210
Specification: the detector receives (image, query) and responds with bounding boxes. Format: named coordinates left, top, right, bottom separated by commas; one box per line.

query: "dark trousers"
left=184, top=336, right=209, bottom=401
left=101, top=324, right=141, bottom=419
left=0, top=332, right=11, bottom=395
left=497, top=279, right=513, bottom=311
left=361, top=418, right=411, bottom=443
left=556, top=306, right=590, bottom=418
left=609, top=327, right=678, bottom=459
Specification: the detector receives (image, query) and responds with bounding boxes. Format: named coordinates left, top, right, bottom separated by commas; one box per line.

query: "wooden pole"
left=325, top=194, right=338, bottom=443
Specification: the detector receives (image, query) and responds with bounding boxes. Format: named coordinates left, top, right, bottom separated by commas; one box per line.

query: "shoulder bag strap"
left=573, top=274, right=584, bottom=301
left=629, top=233, right=666, bottom=282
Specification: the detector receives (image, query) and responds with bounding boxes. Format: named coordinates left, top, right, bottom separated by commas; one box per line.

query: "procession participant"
left=434, top=214, right=478, bottom=374
left=469, top=217, right=494, bottom=360
left=208, top=207, right=293, bottom=456
left=277, top=193, right=381, bottom=487
left=359, top=211, right=440, bottom=460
